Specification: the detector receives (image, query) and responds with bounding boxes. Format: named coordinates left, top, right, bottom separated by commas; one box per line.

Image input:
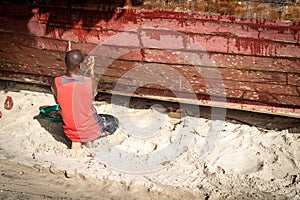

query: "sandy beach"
left=0, top=81, right=300, bottom=199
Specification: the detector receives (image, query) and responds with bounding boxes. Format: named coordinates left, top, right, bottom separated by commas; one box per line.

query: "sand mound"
left=0, top=84, right=299, bottom=199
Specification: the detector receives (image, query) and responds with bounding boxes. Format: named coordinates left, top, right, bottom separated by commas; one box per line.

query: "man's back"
left=55, top=75, right=101, bottom=142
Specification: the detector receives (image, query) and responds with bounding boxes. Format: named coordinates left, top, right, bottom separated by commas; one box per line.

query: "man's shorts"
left=96, top=114, right=119, bottom=135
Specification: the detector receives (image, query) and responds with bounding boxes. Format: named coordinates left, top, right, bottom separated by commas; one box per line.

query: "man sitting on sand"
left=51, top=50, right=118, bottom=150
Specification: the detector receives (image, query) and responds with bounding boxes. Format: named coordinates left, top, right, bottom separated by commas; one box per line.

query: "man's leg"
left=86, top=141, right=93, bottom=148
left=71, top=142, right=82, bottom=150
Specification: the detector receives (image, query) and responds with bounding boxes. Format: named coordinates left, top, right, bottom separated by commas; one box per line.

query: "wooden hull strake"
left=0, top=2, right=299, bottom=117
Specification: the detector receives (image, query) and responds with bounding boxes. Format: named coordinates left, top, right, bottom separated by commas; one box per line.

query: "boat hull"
left=0, top=2, right=299, bottom=117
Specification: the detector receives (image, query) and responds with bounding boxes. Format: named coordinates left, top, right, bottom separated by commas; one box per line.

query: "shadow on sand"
left=96, top=93, right=300, bottom=132
left=34, top=106, right=72, bottom=148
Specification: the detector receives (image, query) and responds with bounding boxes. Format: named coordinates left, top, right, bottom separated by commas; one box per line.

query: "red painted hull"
left=0, top=3, right=299, bottom=117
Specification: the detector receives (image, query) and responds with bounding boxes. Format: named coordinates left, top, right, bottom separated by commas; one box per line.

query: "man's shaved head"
left=65, top=50, right=84, bottom=69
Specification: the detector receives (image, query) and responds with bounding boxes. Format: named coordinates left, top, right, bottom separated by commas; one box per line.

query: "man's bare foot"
left=86, top=141, right=92, bottom=148
left=104, top=131, right=112, bottom=136
left=71, top=142, right=82, bottom=150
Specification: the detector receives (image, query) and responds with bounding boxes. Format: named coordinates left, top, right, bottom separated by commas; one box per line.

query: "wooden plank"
left=106, top=89, right=300, bottom=119
left=0, top=71, right=52, bottom=85
left=1, top=32, right=299, bottom=73
left=2, top=7, right=299, bottom=57
left=0, top=71, right=299, bottom=118
left=138, top=0, right=300, bottom=21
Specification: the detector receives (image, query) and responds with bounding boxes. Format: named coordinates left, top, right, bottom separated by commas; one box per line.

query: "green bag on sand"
left=40, top=105, right=62, bottom=122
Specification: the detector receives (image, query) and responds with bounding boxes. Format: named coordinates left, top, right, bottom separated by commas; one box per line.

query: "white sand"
left=0, top=85, right=299, bottom=199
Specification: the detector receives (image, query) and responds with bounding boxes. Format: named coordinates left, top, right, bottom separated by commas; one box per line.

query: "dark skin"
left=65, top=50, right=84, bottom=76
left=52, top=50, right=97, bottom=102
left=51, top=50, right=97, bottom=149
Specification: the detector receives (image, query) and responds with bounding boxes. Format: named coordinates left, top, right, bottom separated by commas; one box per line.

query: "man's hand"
left=85, top=55, right=95, bottom=78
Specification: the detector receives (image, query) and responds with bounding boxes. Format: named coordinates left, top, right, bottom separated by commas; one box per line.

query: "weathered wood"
left=106, top=89, right=300, bottom=119
left=0, top=2, right=299, bottom=117
left=139, top=0, right=300, bottom=21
